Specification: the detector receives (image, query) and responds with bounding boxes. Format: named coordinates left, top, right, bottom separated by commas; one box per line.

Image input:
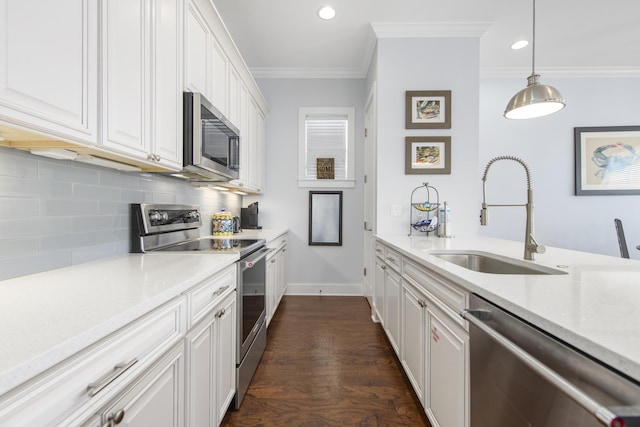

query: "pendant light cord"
left=531, top=0, right=536, bottom=76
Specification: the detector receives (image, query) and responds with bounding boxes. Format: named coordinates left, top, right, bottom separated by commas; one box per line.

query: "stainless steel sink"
left=430, top=250, right=567, bottom=275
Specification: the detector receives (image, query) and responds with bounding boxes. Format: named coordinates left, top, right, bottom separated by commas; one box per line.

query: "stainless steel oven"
left=462, top=294, right=640, bottom=427
left=130, top=203, right=267, bottom=409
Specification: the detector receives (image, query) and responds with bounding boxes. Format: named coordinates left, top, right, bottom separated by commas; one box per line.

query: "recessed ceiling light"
left=318, top=6, right=336, bottom=20
left=511, top=40, right=529, bottom=50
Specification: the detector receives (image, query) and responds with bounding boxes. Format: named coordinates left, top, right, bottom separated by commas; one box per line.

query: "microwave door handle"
left=230, top=137, right=240, bottom=170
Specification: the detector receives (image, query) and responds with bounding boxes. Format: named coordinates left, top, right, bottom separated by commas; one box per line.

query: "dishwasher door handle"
left=461, top=309, right=640, bottom=427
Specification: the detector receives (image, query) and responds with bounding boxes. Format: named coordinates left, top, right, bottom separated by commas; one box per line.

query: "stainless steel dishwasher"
left=461, top=294, right=640, bottom=427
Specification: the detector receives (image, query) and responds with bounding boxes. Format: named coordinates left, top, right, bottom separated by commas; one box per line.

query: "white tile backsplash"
left=0, top=146, right=242, bottom=280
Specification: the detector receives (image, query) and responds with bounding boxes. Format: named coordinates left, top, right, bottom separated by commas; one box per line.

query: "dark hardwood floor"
left=221, top=296, right=431, bottom=427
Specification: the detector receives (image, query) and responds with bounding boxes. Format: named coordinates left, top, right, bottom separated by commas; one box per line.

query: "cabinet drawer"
left=374, top=241, right=385, bottom=260
left=403, top=260, right=467, bottom=318
left=384, top=247, right=402, bottom=273
left=186, top=264, right=236, bottom=328
left=0, top=298, right=185, bottom=426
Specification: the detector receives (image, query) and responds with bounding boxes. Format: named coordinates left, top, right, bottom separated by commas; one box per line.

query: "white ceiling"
left=213, top=0, right=640, bottom=78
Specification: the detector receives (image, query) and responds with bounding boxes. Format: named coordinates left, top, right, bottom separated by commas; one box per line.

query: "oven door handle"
left=239, top=247, right=270, bottom=271
left=461, top=309, right=639, bottom=427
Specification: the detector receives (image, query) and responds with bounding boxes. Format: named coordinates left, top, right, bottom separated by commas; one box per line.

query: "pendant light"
left=504, top=0, right=565, bottom=119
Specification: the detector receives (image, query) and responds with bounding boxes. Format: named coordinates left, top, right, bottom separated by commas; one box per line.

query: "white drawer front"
left=403, top=260, right=467, bottom=316
left=0, top=298, right=185, bottom=427
left=384, top=247, right=402, bottom=273
left=187, top=264, right=236, bottom=327
left=374, top=241, right=385, bottom=260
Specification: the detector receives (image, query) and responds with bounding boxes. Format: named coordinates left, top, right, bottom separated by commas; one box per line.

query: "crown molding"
left=370, top=21, right=493, bottom=38
left=481, top=66, right=640, bottom=78
left=250, top=67, right=366, bottom=79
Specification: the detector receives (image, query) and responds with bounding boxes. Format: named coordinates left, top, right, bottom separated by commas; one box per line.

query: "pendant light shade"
left=504, top=0, right=565, bottom=119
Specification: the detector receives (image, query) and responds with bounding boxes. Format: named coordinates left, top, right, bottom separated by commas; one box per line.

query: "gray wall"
left=479, top=76, right=640, bottom=259
left=0, top=146, right=241, bottom=280
left=373, top=37, right=481, bottom=236
left=248, top=78, right=366, bottom=295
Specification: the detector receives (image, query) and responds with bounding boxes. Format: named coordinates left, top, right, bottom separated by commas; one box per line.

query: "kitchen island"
left=376, top=234, right=640, bottom=383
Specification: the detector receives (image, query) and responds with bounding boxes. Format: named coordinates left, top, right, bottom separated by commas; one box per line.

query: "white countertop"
left=377, top=234, right=640, bottom=383
left=0, top=253, right=238, bottom=396
left=0, top=228, right=288, bottom=397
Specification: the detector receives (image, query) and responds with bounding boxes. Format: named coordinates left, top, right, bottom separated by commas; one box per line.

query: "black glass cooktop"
left=155, top=237, right=265, bottom=257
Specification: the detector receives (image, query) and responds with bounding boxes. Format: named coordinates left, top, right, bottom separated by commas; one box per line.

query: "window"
left=298, top=107, right=355, bottom=188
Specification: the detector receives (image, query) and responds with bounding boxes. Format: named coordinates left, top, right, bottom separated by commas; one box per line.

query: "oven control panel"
left=148, top=209, right=200, bottom=226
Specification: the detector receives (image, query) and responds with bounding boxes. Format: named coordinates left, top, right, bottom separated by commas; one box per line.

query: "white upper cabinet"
left=227, top=66, right=240, bottom=128
left=152, top=0, right=183, bottom=169
left=210, top=40, right=228, bottom=116
left=101, top=0, right=182, bottom=170
left=0, top=0, right=98, bottom=144
left=185, top=2, right=209, bottom=96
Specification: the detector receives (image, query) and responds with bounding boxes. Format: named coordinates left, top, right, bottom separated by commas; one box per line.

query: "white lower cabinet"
left=401, top=281, right=426, bottom=405
left=186, top=290, right=236, bottom=427
left=373, top=255, right=385, bottom=324
left=94, top=342, right=185, bottom=427
left=383, top=267, right=401, bottom=355
left=377, top=239, right=470, bottom=427
left=425, top=304, right=468, bottom=427
left=266, top=234, right=288, bottom=327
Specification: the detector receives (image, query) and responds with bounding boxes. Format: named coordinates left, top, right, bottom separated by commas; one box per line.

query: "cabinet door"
left=151, top=0, right=182, bottom=169
left=101, top=0, right=148, bottom=157
left=384, top=268, right=401, bottom=355
left=266, top=253, right=277, bottom=326
left=184, top=2, right=209, bottom=95
left=426, top=305, right=469, bottom=427
left=210, top=39, right=228, bottom=115
left=0, top=0, right=98, bottom=143
left=100, top=343, right=184, bottom=427
left=401, top=282, right=426, bottom=405
left=186, top=312, right=215, bottom=427
left=373, top=258, right=385, bottom=324
left=227, top=66, right=240, bottom=128
left=237, top=82, right=250, bottom=186
left=214, top=294, right=236, bottom=425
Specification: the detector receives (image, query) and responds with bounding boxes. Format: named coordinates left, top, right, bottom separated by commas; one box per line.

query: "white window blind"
left=305, top=115, right=348, bottom=180
left=298, top=107, right=355, bottom=188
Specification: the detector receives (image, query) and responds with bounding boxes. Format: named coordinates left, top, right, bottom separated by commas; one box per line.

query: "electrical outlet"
left=390, top=205, right=402, bottom=217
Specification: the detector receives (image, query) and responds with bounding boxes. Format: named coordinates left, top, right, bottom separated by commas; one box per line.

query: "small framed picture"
left=405, top=136, right=451, bottom=175
left=575, top=126, right=640, bottom=195
left=405, top=90, right=451, bottom=129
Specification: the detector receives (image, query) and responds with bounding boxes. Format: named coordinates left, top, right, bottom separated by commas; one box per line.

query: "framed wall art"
left=405, top=136, right=451, bottom=175
left=405, top=90, right=451, bottom=129
left=575, top=126, right=640, bottom=195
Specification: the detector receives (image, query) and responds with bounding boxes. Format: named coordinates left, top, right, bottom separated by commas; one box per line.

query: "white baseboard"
left=284, top=282, right=364, bottom=296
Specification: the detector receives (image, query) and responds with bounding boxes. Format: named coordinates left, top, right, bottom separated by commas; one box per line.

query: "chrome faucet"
left=480, top=156, right=545, bottom=261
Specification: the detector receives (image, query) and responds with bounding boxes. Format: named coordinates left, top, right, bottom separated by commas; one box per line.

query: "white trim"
left=250, top=67, right=365, bottom=79
left=298, top=107, right=356, bottom=187
left=481, top=66, right=640, bottom=78
left=298, top=180, right=356, bottom=188
left=370, top=22, right=493, bottom=38
left=284, top=282, right=364, bottom=296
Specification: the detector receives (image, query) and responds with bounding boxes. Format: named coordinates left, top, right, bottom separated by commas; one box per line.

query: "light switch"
left=390, top=205, right=402, bottom=217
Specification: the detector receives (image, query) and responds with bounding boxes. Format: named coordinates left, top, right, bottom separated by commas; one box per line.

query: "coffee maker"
left=241, top=202, right=261, bottom=229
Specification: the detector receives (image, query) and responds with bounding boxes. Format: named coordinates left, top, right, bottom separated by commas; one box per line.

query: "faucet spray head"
left=480, top=204, right=488, bottom=225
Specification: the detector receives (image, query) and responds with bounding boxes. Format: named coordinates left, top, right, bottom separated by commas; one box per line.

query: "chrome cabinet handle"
left=212, top=285, right=230, bottom=297
left=386, top=256, right=395, bottom=262
left=87, top=359, right=138, bottom=397
left=460, top=309, right=637, bottom=427
left=103, top=409, right=125, bottom=426
left=381, top=265, right=386, bottom=270
left=216, top=308, right=226, bottom=318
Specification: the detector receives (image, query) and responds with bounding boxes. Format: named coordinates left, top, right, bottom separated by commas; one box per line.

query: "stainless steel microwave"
left=182, top=91, right=240, bottom=181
